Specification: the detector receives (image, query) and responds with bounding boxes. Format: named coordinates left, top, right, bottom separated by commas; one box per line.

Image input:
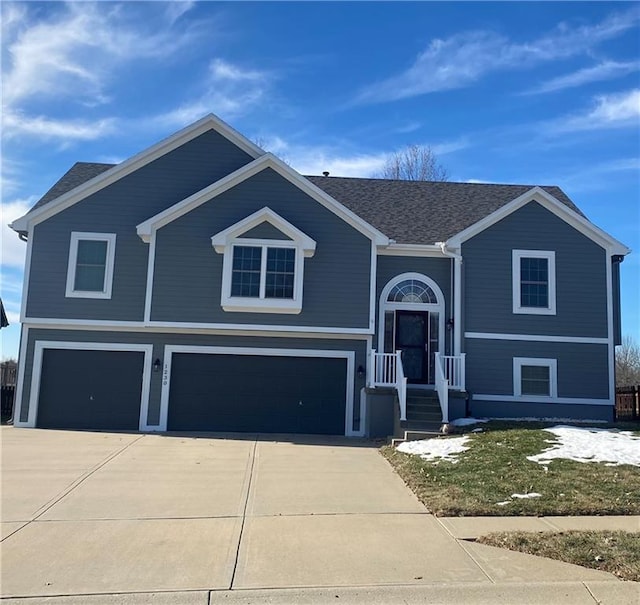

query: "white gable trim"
left=211, top=207, right=316, bottom=256
left=10, top=114, right=265, bottom=233
left=447, top=186, right=630, bottom=256
left=136, top=153, right=389, bottom=245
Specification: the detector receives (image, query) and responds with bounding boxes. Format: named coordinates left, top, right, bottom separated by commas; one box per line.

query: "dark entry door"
left=395, top=311, right=428, bottom=383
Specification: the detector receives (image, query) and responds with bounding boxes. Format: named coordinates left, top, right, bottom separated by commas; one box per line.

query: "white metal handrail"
left=439, top=354, right=466, bottom=391
left=434, top=352, right=449, bottom=424
left=370, top=350, right=408, bottom=421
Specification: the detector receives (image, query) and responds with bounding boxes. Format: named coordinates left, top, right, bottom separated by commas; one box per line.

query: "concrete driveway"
left=0, top=427, right=629, bottom=603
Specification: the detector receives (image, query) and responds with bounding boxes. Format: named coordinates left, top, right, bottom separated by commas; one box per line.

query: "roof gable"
left=136, top=153, right=389, bottom=245
left=447, top=187, right=630, bottom=255
left=10, top=114, right=265, bottom=233
left=211, top=207, right=316, bottom=257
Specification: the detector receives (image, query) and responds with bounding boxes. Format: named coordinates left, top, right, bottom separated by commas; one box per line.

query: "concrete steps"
left=393, top=390, right=446, bottom=444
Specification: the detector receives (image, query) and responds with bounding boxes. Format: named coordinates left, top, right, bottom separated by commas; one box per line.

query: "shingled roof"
left=29, top=162, right=582, bottom=245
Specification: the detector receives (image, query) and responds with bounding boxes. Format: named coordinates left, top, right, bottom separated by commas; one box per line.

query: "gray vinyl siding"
left=151, top=168, right=372, bottom=328
left=19, top=328, right=367, bottom=430
left=464, top=339, right=610, bottom=400
left=470, top=400, right=613, bottom=422
left=463, top=201, right=608, bottom=338
left=26, top=130, right=254, bottom=320
left=375, top=255, right=452, bottom=352
left=238, top=222, right=292, bottom=240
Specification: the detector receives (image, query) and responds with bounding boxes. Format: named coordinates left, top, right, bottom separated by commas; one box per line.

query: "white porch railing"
left=434, top=352, right=449, bottom=424
left=439, top=353, right=466, bottom=391
left=370, top=350, right=408, bottom=421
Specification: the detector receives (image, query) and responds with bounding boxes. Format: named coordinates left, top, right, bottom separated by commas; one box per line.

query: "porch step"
left=390, top=426, right=447, bottom=445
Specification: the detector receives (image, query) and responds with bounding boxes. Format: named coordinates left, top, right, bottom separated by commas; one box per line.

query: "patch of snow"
left=527, top=425, right=640, bottom=467
left=397, top=435, right=470, bottom=463
left=496, top=500, right=512, bottom=506
left=511, top=492, right=542, bottom=499
left=471, top=428, right=484, bottom=433
left=451, top=417, right=488, bottom=427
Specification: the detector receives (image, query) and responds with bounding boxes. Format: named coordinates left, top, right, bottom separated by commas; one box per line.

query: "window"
left=65, top=232, right=116, bottom=299
left=230, top=245, right=296, bottom=300
left=512, top=250, right=556, bottom=315
left=513, top=357, right=557, bottom=399
left=387, top=279, right=437, bottom=304
left=211, top=207, right=316, bottom=314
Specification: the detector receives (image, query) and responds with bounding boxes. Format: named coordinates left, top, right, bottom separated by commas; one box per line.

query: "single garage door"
left=168, top=353, right=347, bottom=434
left=36, top=349, right=144, bottom=431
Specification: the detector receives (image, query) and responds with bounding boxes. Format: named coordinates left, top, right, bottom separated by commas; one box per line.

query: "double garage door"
left=35, top=348, right=348, bottom=435
left=167, top=353, right=347, bottom=435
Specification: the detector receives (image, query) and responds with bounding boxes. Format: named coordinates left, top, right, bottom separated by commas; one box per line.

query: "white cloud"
left=523, top=61, right=640, bottom=95
left=151, top=59, right=272, bottom=128
left=3, top=111, right=116, bottom=141
left=355, top=9, right=640, bottom=104
left=1, top=198, right=34, bottom=269
left=165, top=1, right=196, bottom=26
left=254, top=134, right=467, bottom=178
left=552, top=89, right=640, bottom=133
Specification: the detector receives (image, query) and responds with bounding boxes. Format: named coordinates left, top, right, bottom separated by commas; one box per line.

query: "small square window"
left=65, top=232, right=116, bottom=299
left=514, top=357, right=557, bottom=399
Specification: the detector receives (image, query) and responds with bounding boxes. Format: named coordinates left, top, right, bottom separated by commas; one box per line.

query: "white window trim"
left=212, top=207, right=316, bottom=314
left=65, top=232, right=116, bottom=299
left=512, top=250, right=556, bottom=315
left=221, top=239, right=303, bottom=313
left=513, top=357, right=557, bottom=399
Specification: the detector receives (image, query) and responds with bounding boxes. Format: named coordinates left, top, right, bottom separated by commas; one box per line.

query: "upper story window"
left=65, top=232, right=116, bottom=299
left=512, top=250, right=556, bottom=315
left=513, top=357, right=557, bottom=399
left=231, top=245, right=295, bottom=299
left=211, top=207, right=316, bottom=314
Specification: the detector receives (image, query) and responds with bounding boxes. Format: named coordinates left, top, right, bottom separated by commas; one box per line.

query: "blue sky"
left=1, top=1, right=639, bottom=359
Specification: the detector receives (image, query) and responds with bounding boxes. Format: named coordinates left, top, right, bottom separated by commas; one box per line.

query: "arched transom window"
left=387, top=279, right=437, bottom=304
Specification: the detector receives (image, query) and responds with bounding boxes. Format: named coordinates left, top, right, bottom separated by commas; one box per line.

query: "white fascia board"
left=447, top=186, right=631, bottom=256
left=211, top=206, right=316, bottom=255
left=378, top=243, right=446, bottom=257
left=10, top=114, right=265, bottom=233
left=137, top=153, right=390, bottom=246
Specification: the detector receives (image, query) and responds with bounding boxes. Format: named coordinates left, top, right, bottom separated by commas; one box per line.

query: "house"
left=9, top=114, right=630, bottom=438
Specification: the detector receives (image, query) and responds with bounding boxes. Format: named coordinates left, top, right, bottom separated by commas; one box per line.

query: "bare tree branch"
left=616, top=335, right=640, bottom=386
left=378, top=144, right=449, bottom=181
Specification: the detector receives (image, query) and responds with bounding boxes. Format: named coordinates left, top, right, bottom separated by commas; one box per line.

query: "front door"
left=395, top=311, right=429, bottom=383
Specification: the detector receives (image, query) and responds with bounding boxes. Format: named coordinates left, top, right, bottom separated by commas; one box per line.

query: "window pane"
left=265, top=248, right=295, bottom=299
left=74, top=239, right=108, bottom=291
left=521, top=365, right=550, bottom=396
left=520, top=258, right=548, bottom=307
left=231, top=246, right=262, bottom=297
left=75, top=265, right=106, bottom=291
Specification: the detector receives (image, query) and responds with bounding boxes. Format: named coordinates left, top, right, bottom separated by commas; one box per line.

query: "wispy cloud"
left=1, top=198, right=35, bottom=269
left=550, top=89, right=640, bottom=133
left=255, top=135, right=468, bottom=178
left=151, top=59, right=273, bottom=128
left=1, top=2, right=210, bottom=141
left=523, top=60, right=640, bottom=95
left=355, top=9, right=640, bottom=104
left=3, top=111, right=116, bottom=142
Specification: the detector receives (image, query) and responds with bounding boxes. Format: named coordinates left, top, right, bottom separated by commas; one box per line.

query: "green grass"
left=478, top=530, right=640, bottom=582
left=381, top=423, right=640, bottom=516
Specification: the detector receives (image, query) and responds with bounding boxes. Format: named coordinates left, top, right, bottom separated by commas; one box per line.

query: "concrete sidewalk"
left=1, top=428, right=638, bottom=604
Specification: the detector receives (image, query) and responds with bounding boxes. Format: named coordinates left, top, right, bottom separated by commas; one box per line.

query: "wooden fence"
left=615, top=385, right=640, bottom=422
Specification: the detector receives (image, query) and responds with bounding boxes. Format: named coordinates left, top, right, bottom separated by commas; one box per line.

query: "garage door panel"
left=37, top=349, right=144, bottom=431
left=168, top=354, right=347, bottom=435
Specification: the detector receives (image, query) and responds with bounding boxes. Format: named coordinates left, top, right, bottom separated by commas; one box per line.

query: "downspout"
left=18, top=231, right=28, bottom=242
left=436, top=241, right=463, bottom=356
